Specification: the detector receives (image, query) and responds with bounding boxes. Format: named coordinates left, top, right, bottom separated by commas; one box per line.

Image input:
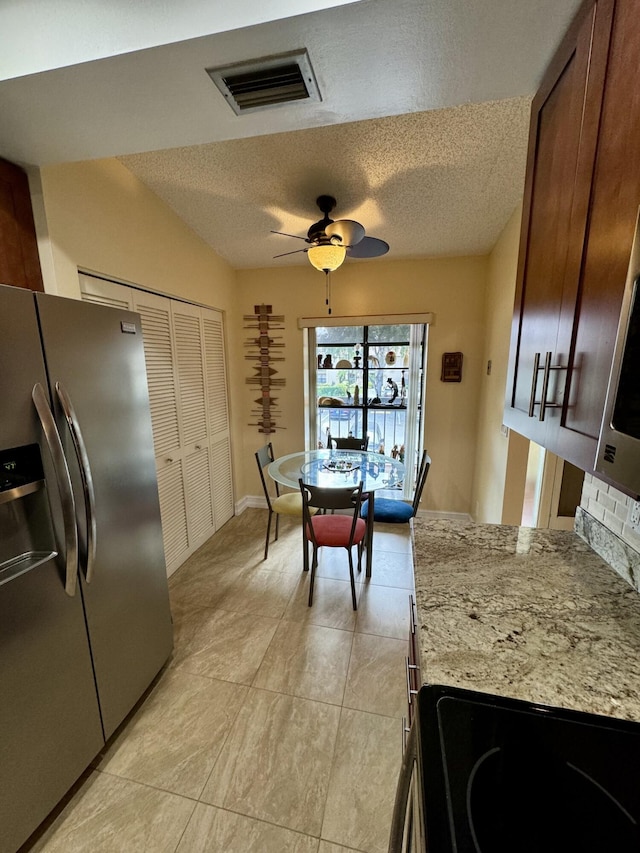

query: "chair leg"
left=308, top=545, right=319, bottom=606
left=302, top=523, right=309, bottom=572
left=274, top=511, right=280, bottom=543
left=264, top=509, right=273, bottom=560
left=347, top=548, right=358, bottom=610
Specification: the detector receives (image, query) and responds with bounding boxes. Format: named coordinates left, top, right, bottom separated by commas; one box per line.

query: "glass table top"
left=268, top=449, right=405, bottom=491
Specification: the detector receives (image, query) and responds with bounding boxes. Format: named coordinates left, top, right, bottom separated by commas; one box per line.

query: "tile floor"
left=23, top=509, right=414, bottom=853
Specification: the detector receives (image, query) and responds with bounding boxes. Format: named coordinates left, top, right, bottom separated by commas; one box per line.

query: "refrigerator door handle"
left=32, top=383, right=78, bottom=597
left=55, top=381, right=97, bottom=583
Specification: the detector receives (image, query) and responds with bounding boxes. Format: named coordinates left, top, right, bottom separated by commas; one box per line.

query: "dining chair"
left=361, top=450, right=431, bottom=524
left=299, top=478, right=368, bottom=609
left=327, top=433, right=370, bottom=450
left=255, top=443, right=311, bottom=560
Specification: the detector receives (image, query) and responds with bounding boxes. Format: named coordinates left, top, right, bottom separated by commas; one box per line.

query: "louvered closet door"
left=80, top=273, right=234, bottom=572
left=172, top=301, right=216, bottom=552
left=202, top=309, right=234, bottom=527
left=133, top=291, right=188, bottom=573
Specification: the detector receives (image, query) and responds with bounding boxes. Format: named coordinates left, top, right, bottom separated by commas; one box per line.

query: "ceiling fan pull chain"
left=325, top=270, right=332, bottom=315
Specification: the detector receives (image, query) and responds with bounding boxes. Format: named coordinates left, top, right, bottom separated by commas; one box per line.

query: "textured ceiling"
left=120, top=97, right=532, bottom=267
left=0, top=0, right=583, bottom=268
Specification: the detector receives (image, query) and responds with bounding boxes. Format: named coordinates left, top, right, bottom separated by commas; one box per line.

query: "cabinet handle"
left=402, top=716, right=410, bottom=754
left=405, top=656, right=419, bottom=706
left=539, top=351, right=566, bottom=422
left=539, top=351, right=553, bottom=421
left=528, top=352, right=541, bottom=417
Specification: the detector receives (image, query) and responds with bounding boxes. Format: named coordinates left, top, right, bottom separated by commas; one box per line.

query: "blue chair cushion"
left=361, top=498, right=414, bottom=523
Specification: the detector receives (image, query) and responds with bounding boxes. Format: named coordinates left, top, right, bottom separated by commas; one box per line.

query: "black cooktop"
left=416, top=685, right=640, bottom=852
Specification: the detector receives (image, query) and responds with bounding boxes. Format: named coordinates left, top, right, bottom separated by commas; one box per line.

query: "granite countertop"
left=411, top=518, right=640, bottom=721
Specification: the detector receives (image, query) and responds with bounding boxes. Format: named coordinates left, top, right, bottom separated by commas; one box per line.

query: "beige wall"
left=237, top=255, right=488, bottom=515
left=37, top=159, right=236, bottom=307
left=33, top=156, right=507, bottom=519
left=35, top=158, right=246, bottom=500
left=470, top=204, right=524, bottom=523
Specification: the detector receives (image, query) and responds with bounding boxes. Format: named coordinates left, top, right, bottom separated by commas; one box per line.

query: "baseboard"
left=236, top=495, right=267, bottom=514
left=236, top=497, right=471, bottom=523
left=417, top=509, right=473, bottom=523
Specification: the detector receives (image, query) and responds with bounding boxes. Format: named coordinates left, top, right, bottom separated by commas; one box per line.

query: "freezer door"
left=0, top=284, right=104, bottom=853
left=35, top=293, right=173, bottom=739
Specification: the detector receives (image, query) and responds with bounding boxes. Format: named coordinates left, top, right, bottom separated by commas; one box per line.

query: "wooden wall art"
left=441, top=351, right=463, bottom=382
left=244, top=304, right=285, bottom=434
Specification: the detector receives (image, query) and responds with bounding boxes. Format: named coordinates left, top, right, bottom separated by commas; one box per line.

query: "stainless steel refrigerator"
left=0, top=284, right=173, bottom=853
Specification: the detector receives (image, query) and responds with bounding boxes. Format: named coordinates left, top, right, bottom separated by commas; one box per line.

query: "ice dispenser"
left=0, top=443, right=58, bottom=584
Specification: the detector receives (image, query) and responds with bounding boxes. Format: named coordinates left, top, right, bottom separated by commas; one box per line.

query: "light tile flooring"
left=24, top=509, right=413, bottom=853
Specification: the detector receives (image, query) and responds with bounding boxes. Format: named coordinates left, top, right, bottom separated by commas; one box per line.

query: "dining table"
left=268, top=448, right=406, bottom=577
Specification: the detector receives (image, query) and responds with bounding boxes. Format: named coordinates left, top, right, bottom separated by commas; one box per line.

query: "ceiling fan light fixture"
left=307, top=243, right=346, bottom=272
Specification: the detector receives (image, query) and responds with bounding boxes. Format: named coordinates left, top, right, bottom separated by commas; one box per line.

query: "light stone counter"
left=412, top=518, right=640, bottom=721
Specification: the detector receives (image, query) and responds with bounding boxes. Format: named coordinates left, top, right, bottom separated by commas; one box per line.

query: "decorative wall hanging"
left=245, top=304, right=285, bottom=434
left=441, top=351, right=463, bottom=382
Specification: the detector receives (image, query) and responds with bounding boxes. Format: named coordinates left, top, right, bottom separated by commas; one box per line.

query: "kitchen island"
left=412, top=518, right=640, bottom=721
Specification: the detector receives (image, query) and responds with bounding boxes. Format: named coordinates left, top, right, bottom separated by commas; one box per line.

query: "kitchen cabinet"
left=0, top=157, right=43, bottom=292
left=504, top=0, right=640, bottom=476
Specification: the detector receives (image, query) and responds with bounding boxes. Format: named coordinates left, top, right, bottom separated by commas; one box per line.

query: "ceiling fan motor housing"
left=307, top=195, right=337, bottom=243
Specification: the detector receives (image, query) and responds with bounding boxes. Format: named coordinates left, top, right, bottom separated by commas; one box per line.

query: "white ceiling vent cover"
left=206, top=50, right=321, bottom=116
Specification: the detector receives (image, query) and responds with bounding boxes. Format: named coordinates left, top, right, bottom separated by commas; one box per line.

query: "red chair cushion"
left=308, top=515, right=366, bottom=547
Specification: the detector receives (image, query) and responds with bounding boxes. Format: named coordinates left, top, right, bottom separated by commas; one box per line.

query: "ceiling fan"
left=271, top=195, right=390, bottom=273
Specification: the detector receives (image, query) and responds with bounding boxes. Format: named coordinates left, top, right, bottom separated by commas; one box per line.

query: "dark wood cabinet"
left=504, top=0, right=640, bottom=476
left=0, top=157, right=44, bottom=292
left=558, top=0, right=640, bottom=466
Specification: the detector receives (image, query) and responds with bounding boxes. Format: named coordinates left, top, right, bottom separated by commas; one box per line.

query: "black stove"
left=416, top=685, right=640, bottom=852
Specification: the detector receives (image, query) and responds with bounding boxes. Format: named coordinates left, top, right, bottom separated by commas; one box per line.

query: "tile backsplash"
left=576, top=474, right=640, bottom=592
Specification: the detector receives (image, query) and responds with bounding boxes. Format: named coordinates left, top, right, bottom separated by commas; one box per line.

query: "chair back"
left=255, top=442, right=279, bottom=509
left=329, top=434, right=369, bottom=451
left=299, top=479, right=365, bottom=547
left=411, top=450, right=431, bottom=515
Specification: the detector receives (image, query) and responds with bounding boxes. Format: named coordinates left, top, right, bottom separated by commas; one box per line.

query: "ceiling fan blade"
left=325, top=219, right=366, bottom=247
left=270, top=230, right=309, bottom=241
left=273, top=247, right=309, bottom=259
left=346, top=236, right=389, bottom=258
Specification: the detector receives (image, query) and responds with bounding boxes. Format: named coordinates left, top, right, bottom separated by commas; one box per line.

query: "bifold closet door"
left=79, top=274, right=234, bottom=573
left=171, top=301, right=216, bottom=552
left=133, top=290, right=188, bottom=573
left=202, top=310, right=233, bottom=528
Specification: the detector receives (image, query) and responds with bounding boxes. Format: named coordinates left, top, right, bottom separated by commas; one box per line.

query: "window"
left=309, top=322, right=427, bottom=492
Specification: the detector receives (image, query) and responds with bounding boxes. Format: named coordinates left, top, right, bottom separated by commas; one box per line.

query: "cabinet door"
left=0, top=157, right=43, bottom=292
left=505, top=0, right=613, bottom=447
left=557, top=0, right=640, bottom=468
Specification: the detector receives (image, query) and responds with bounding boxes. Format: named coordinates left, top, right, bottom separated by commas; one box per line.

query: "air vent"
left=604, top=443, right=617, bottom=464
left=206, top=50, right=321, bottom=116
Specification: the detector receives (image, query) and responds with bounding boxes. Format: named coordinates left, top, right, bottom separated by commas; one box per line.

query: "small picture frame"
left=441, top=352, right=463, bottom=382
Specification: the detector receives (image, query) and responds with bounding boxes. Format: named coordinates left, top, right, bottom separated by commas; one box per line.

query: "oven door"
left=388, top=721, right=427, bottom=853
